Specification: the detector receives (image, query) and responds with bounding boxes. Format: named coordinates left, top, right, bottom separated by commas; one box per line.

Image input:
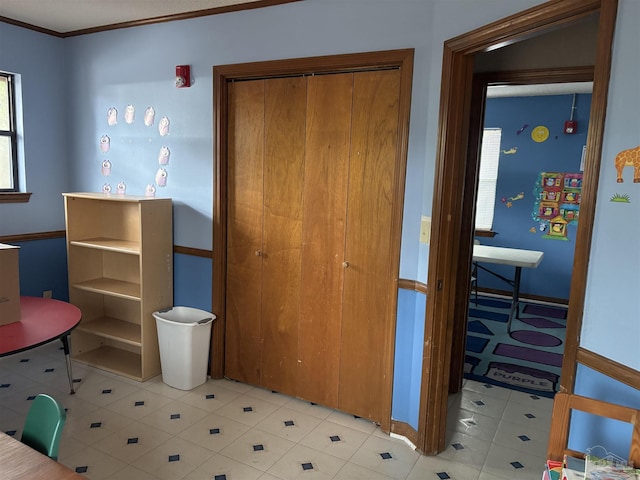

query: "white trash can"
left=153, top=306, right=215, bottom=390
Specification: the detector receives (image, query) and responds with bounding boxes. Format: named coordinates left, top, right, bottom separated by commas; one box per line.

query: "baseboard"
left=477, top=287, right=568, bottom=306
left=390, top=420, right=419, bottom=451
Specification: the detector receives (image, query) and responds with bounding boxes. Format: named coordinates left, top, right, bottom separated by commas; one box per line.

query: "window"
left=475, top=128, right=502, bottom=231
left=0, top=72, right=18, bottom=192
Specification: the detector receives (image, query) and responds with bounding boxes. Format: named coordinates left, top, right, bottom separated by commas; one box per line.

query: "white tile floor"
left=0, top=341, right=553, bottom=479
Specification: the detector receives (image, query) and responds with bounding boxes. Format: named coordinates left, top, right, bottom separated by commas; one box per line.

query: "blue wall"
left=0, top=23, right=69, bottom=235
left=392, top=289, right=426, bottom=430
left=0, top=0, right=550, bottom=435
left=569, top=365, right=640, bottom=457
left=13, top=238, right=69, bottom=301
left=581, top=0, right=640, bottom=371
left=478, top=94, right=591, bottom=300
left=568, top=0, right=640, bottom=457
left=12, top=238, right=211, bottom=311
left=173, top=253, right=212, bottom=313
left=3, top=0, right=640, bottom=451
left=46, top=0, right=542, bottom=430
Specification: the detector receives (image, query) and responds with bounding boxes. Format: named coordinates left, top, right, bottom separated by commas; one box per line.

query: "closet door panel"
left=261, top=77, right=306, bottom=396
left=339, top=69, right=401, bottom=422
left=225, top=80, right=265, bottom=385
left=298, top=73, right=352, bottom=407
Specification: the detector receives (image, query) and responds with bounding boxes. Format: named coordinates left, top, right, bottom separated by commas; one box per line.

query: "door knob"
left=342, top=261, right=349, bottom=268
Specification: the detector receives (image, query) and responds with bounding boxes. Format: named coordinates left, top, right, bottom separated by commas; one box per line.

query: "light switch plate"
left=420, top=216, right=431, bottom=245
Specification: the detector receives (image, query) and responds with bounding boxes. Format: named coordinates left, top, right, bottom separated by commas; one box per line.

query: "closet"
left=224, top=68, right=401, bottom=424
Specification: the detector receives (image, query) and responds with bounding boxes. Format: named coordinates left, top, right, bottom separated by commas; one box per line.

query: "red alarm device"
left=564, top=120, right=577, bottom=134
left=175, top=65, right=191, bottom=88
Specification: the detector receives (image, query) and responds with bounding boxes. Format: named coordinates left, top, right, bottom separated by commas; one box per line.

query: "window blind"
left=475, top=128, right=502, bottom=231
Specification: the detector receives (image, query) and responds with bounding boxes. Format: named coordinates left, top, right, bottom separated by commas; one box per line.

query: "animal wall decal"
left=614, top=145, right=640, bottom=183
left=501, top=191, right=525, bottom=208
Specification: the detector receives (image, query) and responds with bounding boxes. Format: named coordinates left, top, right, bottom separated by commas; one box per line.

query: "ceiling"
left=0, top=1, right=596, bottom=100
left=487, top=82, right=593, bottom=98
left=0, top=0, right=285, bottom=35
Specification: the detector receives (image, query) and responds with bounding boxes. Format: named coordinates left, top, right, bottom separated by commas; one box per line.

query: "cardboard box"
left=0, top=243, right=21, bottom=326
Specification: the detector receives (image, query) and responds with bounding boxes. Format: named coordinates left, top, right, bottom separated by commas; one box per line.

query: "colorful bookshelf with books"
left=553, top=448, right=640, bottom=480
left=585, top=446, right=640, bottom=479
left=563, top=454, right=585, bottom=480
left=545, top=458, right=563, bottom=479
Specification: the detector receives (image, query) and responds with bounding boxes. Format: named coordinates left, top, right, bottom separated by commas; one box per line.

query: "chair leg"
left=472, top=262, right=478, bottom=305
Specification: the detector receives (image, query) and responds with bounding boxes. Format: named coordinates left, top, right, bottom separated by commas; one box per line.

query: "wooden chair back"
left=547, top=392, right=640, bottom=465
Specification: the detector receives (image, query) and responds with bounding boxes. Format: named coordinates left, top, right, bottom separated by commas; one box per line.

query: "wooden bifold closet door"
left=225, top=69, right=400, bottom=424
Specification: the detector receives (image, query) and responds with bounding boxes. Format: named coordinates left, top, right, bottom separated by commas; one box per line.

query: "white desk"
left=472, top=245, right=544, bottom=332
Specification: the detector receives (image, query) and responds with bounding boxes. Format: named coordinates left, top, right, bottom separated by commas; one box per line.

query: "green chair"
left=20, top=393, right=66, bottom=460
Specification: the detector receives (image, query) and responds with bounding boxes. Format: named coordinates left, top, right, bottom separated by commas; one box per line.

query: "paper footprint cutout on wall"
left=158, top=146, right=170, bottom=165
left=502, top=147, right=518, bottom=154
left=101, top=159, right=111, bottom=176
left=144, top=107, right=155, bottom=127
left=100, top=135, right=110, bottom=153
left=155, top=168, right=168, bottom=187
left=158, top=117, right=170, bottom=136
left=124, top=104, right=135, bottom=124
left=107, top=107, right=117, bottom=126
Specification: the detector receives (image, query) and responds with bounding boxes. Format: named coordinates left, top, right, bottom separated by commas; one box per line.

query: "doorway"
left=418, top=0, right=617, bottom=454
left=449, top=71, right=595, bottom=396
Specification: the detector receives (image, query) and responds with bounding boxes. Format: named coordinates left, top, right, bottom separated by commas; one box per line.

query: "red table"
left=0, top=297, right=82, bottom=394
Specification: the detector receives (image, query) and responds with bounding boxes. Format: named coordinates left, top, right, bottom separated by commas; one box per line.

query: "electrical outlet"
left=43, top=290, right=52, bottom=299
left=420, top=216, right=431, bottom=245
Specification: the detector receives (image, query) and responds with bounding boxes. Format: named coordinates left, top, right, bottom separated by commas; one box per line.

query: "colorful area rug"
left=464, top=295, right=567, bottom=398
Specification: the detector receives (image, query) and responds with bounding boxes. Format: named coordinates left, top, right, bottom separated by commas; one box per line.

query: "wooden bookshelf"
left=63, top=192, right=173, bottom=381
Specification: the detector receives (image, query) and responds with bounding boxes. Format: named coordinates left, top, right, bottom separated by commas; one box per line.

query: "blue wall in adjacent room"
left=477, top=93, right=591, bottom=301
